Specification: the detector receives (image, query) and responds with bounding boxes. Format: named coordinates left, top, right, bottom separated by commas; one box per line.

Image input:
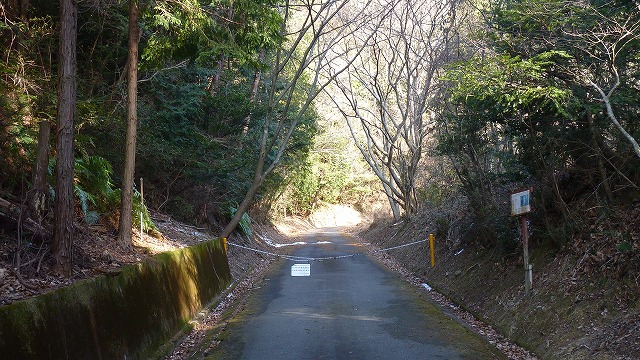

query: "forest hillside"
left=1, top=1, right=639, bottom=358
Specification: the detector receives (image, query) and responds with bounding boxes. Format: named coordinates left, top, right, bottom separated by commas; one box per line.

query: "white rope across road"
left=225, top=242, right=310, bottom=261
left=226, top=238, right=428, bottom=262
left=371, top=238, right=428, bottom=253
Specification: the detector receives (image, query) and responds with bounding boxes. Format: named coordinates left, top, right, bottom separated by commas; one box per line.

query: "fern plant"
left=133, top=189, right=158, bottom=233
left=73, top=155, right=117, bottom=223
left=69, top=155, right=157, bottom=233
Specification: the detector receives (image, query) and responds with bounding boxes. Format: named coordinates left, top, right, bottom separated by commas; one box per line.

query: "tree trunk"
left=209, top=6, right=234, bottom=96
left=381, top=181, right=401, bottom=221
left=603, top=97, right=640, bottom=160
left=220, top=177, right=262, bottom=239
left=241, top=48, right=266, bottom=137
left=220, top=0, right=362, bottom=238
left=53, top=0, right=77, bottom=277
left=118, top=0, right=139, bottom=246
left=588, top=78, right=640, bottom=160
left=587, top=111, right=613, bottom=203
left=221, top=106, right=271, bottom=239
left=208, top=58, right=224, bottom=96
left=29, top=120, right=50, bottom=224
left=388, top=196, right=402, bottom=221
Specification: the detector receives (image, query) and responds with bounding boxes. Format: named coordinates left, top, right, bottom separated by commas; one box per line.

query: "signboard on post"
left=511, top=189, right=531, bottom=216
left=511, top=188, right=533, bottom=295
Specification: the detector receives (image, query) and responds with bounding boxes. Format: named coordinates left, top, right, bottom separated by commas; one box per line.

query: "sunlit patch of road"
left=273, top=204, right=364, bottom=237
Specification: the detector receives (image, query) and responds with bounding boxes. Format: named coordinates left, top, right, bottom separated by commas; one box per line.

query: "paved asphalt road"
left=206, top=230, right=503, bottom=359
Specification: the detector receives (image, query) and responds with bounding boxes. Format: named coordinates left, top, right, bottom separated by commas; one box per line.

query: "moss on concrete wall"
left=0, top=238, right=231, bottom=359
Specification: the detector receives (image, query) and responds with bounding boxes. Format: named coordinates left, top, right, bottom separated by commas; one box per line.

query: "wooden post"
left=512, top=188, right=533, bottom=296
left=140, top=177, right=144, bottom=237
left=521, top=215, right=531, bottom=295
left=429, top=233, right=435, bottom=268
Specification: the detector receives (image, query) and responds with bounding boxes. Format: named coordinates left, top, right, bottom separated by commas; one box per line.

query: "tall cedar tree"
left=53, top=0, right=77, bottom=276
left=118, top=0, right=139, bottom=246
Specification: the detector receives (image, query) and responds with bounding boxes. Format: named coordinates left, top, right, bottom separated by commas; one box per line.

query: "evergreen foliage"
left=2, top=0, right=639, bottom=256
left=437, top=0, right=640, bottom=247
left=0, top=0, right=294, bottom=227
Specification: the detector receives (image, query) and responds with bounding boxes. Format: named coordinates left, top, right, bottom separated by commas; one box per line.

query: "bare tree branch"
left=326, top=0, right=461, bottom=219
left=221, top=0, right=389, bottom=237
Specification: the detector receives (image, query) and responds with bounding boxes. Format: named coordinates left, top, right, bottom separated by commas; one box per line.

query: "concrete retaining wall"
left=0, top=239, right=231, bottom=359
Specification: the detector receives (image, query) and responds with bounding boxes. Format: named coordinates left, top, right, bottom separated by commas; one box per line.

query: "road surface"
left=204, top=230, right=503, bottom=359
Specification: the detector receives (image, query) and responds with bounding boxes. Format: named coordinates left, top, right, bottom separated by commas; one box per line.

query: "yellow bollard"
left=429, top=233, right=435, bottom=268
left=222, top=237, right=228, bottom=254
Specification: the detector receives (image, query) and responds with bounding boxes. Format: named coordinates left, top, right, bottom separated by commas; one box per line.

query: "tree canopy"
left=1, top=0, right=640, bottom=270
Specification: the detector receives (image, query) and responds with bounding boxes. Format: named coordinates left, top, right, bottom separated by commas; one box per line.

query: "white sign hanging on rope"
left=291, top=264, right=311, bottom=277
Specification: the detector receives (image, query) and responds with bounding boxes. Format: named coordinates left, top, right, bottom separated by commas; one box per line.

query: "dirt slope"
left=0, top=212, right=282, bottom=306
left=360, top=202, right=640, bottom=360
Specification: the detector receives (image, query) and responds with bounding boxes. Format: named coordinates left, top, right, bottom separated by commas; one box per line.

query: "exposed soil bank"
left=0, top=239, right=231, bottom=359
left=361, top=212, right=640, bottom=360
